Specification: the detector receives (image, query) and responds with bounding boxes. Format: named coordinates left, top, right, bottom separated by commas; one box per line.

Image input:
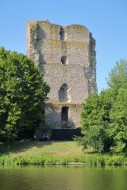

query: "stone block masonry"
left=26, top=20, right=97, bottom=130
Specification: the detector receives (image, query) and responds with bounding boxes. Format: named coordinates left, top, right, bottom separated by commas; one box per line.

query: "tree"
left=80, top=90, right=114, bottom=153
left=80, top=59, right=127, bottom=154
left=107, top=88, right=127, bottom=153
left=0, top=47, right=50, bottom=141
left=107, top=59, right=127, bottom=89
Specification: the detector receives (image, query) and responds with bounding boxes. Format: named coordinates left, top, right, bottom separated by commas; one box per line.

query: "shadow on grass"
left=0, top=140, right=53, bottom=156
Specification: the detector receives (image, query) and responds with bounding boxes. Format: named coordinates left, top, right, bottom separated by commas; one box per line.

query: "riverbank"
left=0, top=141, right=127, bottom=166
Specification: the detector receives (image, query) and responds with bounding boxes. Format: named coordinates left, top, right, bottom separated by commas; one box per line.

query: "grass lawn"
left=0, top=140, right=89, bottom=157
left=0, top=141, right=127, bottom=166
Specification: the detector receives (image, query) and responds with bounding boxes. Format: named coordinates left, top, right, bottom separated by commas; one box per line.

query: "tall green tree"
left=80, top=59, right=127, bottom=154
left=80, top=90, right=115, bottom=153
left=107, top=59, right=127, bottom=89
left=0, top=47, right=50, bottom=141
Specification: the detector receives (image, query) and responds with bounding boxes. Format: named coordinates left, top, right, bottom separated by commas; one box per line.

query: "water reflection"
left=0, top=166, right=127, bottom=190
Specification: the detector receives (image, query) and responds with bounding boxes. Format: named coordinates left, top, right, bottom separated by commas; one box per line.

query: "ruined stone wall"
left=43, top=64, right=88, bottom=103
left=45, top=103, right=82, bottom=129
left=26, top=21, right=90, bottom=66
left=26, top=20, right=97, bottom=129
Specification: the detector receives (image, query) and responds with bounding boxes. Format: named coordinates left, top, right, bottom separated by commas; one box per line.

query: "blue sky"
left=0, top=0, right=127, bottom=93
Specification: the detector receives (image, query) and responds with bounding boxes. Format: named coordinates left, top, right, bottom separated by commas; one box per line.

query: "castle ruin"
left=26, top=20, right=97, bottom=139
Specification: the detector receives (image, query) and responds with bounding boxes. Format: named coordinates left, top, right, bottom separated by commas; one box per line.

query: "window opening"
left=59, top=27, right=65, bottom=40
left=61, top=106, right=69, bottom=121
left=61, top=56, right=67, bottom=65
left=59, top=83, right=70, bottom=102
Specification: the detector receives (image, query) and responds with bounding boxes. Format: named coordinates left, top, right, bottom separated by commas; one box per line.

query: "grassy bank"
left=0, top=141, right=127, bottom=166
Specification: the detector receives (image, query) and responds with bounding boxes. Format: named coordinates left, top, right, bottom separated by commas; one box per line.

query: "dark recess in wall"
left=52, top=128, right=82, bottom=140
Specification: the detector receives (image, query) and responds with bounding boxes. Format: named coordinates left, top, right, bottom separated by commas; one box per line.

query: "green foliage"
left=107, top=59, right=127, bottom=89
left=0, top=47, right=50, bottom=141
left=80, top=59, right=127, bottom=154
left=1, top=153, right=127, bottom=166
left=80, top=90, right=114, bottom=153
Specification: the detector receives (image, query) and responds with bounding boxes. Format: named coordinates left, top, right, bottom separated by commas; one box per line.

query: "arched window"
left=61, top=56, right=67, bottom=65
left=59, top=84, right=71, bottom=102
left=61, top=106, right=69, bottom=121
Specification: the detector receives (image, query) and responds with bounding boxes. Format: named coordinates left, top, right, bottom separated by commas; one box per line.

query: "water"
left=0, top=166, right=127, bottom=190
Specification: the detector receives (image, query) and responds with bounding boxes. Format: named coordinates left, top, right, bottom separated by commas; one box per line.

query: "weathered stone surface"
left=26, top=20, right=97, bottom=129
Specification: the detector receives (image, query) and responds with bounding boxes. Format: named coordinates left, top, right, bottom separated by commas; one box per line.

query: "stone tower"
left=26, top=20, right=97, bottom=138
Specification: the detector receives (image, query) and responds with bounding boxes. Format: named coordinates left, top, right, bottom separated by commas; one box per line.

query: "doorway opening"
left=61, top=106, right=69, bottom=121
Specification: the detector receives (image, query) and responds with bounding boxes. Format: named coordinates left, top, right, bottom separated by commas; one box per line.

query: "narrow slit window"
left=61, top=106, right=69, bottom=121
left=59, top=27, right=65, bottom=40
